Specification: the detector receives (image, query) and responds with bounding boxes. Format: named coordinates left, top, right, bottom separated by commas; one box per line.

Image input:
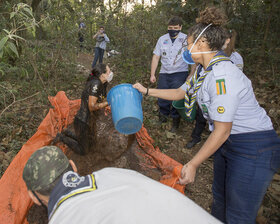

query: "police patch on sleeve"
left=216, top=79, right=226, bottom=95
left=217, top=106, right=225, bottom=114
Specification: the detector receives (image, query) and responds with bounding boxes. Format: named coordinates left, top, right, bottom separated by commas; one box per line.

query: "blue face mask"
left=168, top=29, right=180, bottom=38
left=182, top=50, right=195, bottom=64
left=182, top=23, right=217, bottom=65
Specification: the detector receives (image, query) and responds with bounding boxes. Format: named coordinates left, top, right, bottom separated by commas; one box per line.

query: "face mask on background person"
left=182, top=23, right=217, bottom=65
left=168, top=29, right=180, bottom=39
left=106, top=72, right=113, bottom=82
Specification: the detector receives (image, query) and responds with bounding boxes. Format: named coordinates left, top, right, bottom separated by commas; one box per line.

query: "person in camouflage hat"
left=22, top=146, right=221, bottom=224
left=22, top=145, right=76, bottom=210
left=23, top=146, right=70, bottom=191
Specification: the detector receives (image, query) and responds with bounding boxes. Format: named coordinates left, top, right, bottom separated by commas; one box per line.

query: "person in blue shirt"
left=78, top=19, right=86, bottom=50
left=92, top=26, right=110, bottom=68
left=134, top=7, right=280, bottom=224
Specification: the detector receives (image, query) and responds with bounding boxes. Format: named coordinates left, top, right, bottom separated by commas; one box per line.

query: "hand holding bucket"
left=107, top=84, right=143, bottom=135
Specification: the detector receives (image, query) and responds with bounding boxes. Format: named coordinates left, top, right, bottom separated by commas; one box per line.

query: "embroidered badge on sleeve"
left=217, top=106, right=225, bottom=114
left=216, top=79, right=226, bottom=95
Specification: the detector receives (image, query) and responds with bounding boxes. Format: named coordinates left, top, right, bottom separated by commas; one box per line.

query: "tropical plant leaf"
left=10, top=34, right=25, bottom=41
left=10, top=12, right=16, bottom=19
left=7, top=42, right=19, bottom=57
left=23, top=7, right=33, bottom=18
left=3, top=29, right=10, bottom=34
left=0, top=37, right=9, bottom=51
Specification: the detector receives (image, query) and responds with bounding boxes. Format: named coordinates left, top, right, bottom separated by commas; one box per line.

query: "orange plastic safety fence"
left=0, top=92, right=80, bottom=224
left=0, top=91, right=185, bottom=224
left=135, top=127, right=185, bottom=194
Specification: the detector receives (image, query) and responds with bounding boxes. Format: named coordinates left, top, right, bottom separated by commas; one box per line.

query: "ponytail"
left=87, top=64, right=107, bottom=82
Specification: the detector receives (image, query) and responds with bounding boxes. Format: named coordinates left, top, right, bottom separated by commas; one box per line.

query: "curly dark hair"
left=188, top=7, right=228, bottom=51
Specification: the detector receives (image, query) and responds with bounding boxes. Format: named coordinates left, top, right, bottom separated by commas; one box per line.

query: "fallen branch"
left=0, top=92, right=40, bottom=119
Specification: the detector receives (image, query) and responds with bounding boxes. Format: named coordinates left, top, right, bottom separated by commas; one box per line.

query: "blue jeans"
left=157, top=71, right=188, bottom=118
left=92, top=47, right=105, bottom=68
left=212, top=130, right=280, bottom=224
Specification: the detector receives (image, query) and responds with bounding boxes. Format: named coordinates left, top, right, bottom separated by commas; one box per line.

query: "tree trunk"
left=261, top=0, right=276, bottom=56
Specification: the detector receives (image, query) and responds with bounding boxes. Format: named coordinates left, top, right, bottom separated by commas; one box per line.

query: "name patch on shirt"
left=216, top=79, right=226, bottom=95
left=163, top=39, right=169, bottom=44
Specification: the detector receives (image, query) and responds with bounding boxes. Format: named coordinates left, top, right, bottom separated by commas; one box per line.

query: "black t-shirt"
left=75, top=77, right=107, bottom=123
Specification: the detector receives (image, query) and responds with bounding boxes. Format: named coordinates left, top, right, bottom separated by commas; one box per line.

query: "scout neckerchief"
left=48, top=171, right=97, bottom=221
left=173, top=35, right=187, bottom=65
left=184, top=51, right=231, bottom=118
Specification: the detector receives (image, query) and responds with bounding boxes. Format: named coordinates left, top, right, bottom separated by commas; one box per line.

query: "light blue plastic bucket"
left=107, top=84, right=143, bottom=135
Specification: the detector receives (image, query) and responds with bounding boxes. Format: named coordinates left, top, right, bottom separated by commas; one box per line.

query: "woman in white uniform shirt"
left=224, top=29, right=244, bottom=71
left=133, top=7, right=280, bottom=224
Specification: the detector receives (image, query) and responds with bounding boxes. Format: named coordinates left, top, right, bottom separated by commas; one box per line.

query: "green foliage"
left=0, top=3, right=38, bottom=59
left=0, top=0, right=279, bottom=179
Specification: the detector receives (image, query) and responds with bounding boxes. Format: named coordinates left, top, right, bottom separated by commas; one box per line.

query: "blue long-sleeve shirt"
left=95, top=34, right=109, bottom=50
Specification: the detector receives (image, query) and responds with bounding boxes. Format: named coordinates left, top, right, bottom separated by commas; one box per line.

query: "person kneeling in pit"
left=23, top=146, right=221, bottom=224
left=54, top=63, right=113, bottom=155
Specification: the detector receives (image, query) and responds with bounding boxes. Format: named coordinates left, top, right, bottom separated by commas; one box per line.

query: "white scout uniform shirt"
left=229, top=51, right=244, bottom=71
left=181, top=60, right=273, bottom=134
left=50, top=168, right=221, bottom=224
left=153, top=32, right=188, bottom=74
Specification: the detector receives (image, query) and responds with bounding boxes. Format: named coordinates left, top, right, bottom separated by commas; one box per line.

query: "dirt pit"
left=27, top=109, right=162, bottom=223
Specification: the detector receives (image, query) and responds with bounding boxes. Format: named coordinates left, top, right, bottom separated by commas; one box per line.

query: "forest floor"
left=1, top=51, right=280, bottom=223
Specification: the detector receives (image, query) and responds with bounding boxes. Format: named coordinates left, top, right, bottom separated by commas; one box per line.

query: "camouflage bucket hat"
left=23, top=146, right=69, bottom=191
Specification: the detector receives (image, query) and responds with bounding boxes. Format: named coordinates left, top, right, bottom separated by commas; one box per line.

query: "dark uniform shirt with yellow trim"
left=75, top=76, right=106, bottom=123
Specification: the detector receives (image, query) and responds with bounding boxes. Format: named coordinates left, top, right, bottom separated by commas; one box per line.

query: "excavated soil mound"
left=27, top=109, right=162, bottom=223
